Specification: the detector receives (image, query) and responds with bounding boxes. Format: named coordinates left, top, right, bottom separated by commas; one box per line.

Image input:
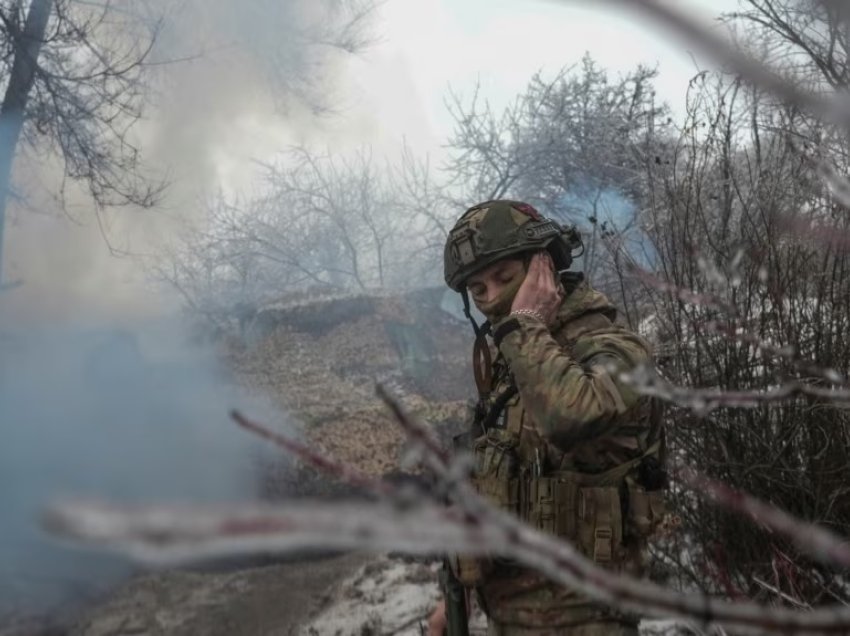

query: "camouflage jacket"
left=471, top=273, right=664, bottom=629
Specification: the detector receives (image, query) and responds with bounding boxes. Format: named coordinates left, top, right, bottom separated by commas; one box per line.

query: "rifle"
left=439, top=558, right=470, bottom=636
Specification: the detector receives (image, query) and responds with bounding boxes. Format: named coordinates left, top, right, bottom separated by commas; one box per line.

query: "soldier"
left=430, top=200, right=667, bottom=636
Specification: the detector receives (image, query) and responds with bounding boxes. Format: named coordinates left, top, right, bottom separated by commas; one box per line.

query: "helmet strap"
left=473, top=331, right=493, bottom=397
left=461, top=288, right=494, bottom=398
left=460, top=287, right=482, bottom=338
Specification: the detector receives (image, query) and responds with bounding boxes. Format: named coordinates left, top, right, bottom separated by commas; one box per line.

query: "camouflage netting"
left=222, top=287, right=474, bottom=480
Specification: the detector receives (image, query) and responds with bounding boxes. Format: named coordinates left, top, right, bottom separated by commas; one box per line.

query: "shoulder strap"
left=552, top=439, right=662, bottom=487
left=472, top=332, right=493, bottom=397
left=479, top=383, right=518, bottom=433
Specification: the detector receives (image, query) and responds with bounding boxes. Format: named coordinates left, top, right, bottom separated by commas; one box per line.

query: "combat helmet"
left=444, top=199, right=581, bottom=292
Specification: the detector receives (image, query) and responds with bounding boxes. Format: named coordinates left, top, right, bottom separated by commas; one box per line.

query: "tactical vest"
left=452, top=298, right=667, bottom=627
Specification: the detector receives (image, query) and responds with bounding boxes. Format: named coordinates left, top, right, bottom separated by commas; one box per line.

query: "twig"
left=375, top=384, right=450, bottom=469
left=621, top=365, right=850, bottom=415
left=581, top=0, right=850, bottom=131
left=679, top=468, right=850, bottom=570
left=231, top=410, right=395, bottom=497
left=43, top=496, right=850, bottom=635
left=752, top=576, right=811, bottom=610
left=629, top=266, right=737, bottom=314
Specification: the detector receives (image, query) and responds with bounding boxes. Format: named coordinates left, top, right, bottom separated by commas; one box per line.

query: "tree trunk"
left=0, top=0, right=54, bottom=285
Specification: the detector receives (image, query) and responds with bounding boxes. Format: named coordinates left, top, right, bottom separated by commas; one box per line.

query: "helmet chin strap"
left=460, top=287, right=489, bottom=338
left=461, top=288, right=493, bottom=398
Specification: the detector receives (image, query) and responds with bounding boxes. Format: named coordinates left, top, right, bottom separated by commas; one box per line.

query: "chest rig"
left=453, top=315, right=667, bottom=588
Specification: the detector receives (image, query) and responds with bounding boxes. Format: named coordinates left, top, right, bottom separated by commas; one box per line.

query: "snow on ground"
left=29, top=549, right=692, bottom=636
left=640, top=619, right=697, bottom=635
left=297, top=555, right=487, bottom=636
left=297, top=554, right=692, bottom=636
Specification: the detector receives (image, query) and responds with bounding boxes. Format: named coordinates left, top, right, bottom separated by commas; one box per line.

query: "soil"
left=67, top=554, right=370, bottom=636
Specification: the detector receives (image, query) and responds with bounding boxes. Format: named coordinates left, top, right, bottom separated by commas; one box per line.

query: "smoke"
left=0, top=7, right=374, bottom=618
left=0, top=316, right=285, bottom=620
left=558, top=180, right=636, bottom=225
left=1, top=0, right=375, bottom=322
left=557, top=183, right=658, bottom=272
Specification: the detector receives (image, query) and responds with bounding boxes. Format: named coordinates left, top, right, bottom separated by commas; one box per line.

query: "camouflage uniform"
left=444, top=201, right=666, bottom=636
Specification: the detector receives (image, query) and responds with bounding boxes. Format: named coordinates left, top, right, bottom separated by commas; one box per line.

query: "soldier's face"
left=466, top=258, right=526, bottom=308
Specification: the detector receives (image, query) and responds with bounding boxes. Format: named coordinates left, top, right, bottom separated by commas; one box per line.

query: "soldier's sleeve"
left=492, top=313, right=651, bottom=447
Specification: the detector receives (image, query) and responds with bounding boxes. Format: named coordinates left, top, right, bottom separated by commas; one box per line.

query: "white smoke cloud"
left=0, top=317, right=285, bottom=618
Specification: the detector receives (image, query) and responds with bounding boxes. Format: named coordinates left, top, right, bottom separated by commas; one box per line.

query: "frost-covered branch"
left=680, top=468, right=850, bottom=570
left=583, top=0, right=850, bottom=131
left=622, top=364, right=850, bottom=415
left=43, top=396, right=850, bottom=635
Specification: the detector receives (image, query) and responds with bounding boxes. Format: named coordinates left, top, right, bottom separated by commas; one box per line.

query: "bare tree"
left=445, top=55, right=666, bottom=285
left=152, top=192, right=272, bottom=334
left=0, top=0, right=382, bottom=288
left=730, top=0, right=850, bottom=91
left=156, top=145, right=452, bottom=321
left=590, top=0, right=850, bottom=606
left=166, top=0, right=379, bottom=114
left=0, top=0, right=166, bottom=285
left=258, top=146, right=404, bottom=291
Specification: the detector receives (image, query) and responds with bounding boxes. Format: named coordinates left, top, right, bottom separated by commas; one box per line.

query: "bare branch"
left=582, top=0, right=850, bottom=130
left=680, top=467, right=850, bottom=570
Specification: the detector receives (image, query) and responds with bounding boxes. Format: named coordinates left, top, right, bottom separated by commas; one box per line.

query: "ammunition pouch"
left=452, top=429, right=518, bottom=586
left=524, top=477, right=622, bottom=563
left=471, top=428, right=520, bottom=511
left=527, top=476, right=576, bottom=538
left=577, top=485, right=623, bottom=564
left=452, top=432, right=667, bottom=585
left=625, top=479, right=667, bottom=539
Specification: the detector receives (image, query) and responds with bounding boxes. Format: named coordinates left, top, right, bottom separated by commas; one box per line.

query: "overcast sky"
left=2, top=0, right=746, bottom=322
left=353, top=2, right=739, bottom=145
left=209, top=0, right=746, bottom=192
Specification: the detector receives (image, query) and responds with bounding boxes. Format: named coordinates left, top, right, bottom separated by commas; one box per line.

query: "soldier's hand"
left=427, top=600, right=447, bottom=636
left=511, top=252, right=563, bottom=325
